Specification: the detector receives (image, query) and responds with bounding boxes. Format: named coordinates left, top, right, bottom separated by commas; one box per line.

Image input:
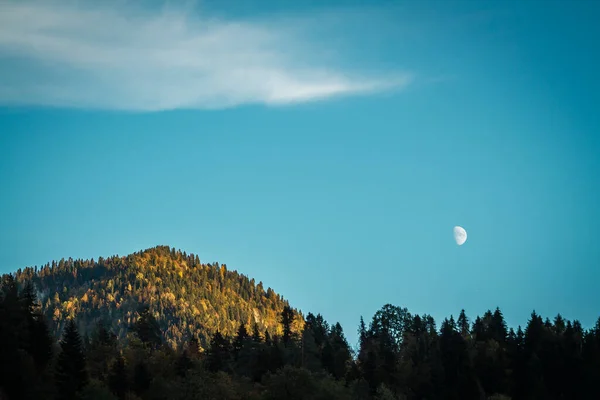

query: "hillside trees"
left=1, top=247, right=600, bottom=399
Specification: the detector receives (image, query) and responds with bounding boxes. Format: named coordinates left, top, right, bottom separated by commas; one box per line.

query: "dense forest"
left=6, top=246, right=303, bottom=350
left=1, top=247, right=600, bottom=399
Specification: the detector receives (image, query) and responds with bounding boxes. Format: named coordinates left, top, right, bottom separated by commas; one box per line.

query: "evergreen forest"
left=1, top=246, right=599, bottom=400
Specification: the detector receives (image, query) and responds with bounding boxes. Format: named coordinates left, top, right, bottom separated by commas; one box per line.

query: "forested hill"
left=5, top=245, right=303, bottom=349
left=2, top=250, right=600, bottom=399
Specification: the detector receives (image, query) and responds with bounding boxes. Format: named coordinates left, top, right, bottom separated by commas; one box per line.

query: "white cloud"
left=0, top=1, right=413, bottom=111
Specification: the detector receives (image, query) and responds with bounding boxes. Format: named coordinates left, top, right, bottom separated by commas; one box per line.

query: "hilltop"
left=8, top=245, right=303, bottom=350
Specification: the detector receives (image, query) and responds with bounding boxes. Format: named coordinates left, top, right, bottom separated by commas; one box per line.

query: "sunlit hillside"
left=8, top=245, right=304, bottom=350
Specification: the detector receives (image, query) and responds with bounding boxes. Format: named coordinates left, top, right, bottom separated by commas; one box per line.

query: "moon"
left=453, top=226, right=467, bottom=246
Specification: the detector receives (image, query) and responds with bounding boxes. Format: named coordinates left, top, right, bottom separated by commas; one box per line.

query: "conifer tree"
left=491, top=307, right=508, bottom=343
left=207, top=330, right=231, bottom=373
left=55, top=319, right=88, bottom=400
left=280, top=305, right=295, bottom=346
left=0, top=275, right=27, bottom=399
left=324, top=322, right=351, bottom=380
left=132, top=307, right=162, bottom=349
left=19, top=280, right=53, bottom=371
left=457, top=309, right=470, bottom=339
left=233, top=321, right=249, bottom=358
left=29, top=311, right=53, bottom=371
left=358, top=316, right=368, bottom=351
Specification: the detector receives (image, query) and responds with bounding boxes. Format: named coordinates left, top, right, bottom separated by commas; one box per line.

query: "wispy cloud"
left=0, top=1, right=413, bottom=111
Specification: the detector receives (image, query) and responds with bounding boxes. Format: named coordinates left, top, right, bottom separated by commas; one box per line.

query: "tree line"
left=2, top=274, right=600, bottom=399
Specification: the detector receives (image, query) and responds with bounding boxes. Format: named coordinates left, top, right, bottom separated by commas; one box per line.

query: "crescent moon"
left=453, top=226, right=467, bottom=246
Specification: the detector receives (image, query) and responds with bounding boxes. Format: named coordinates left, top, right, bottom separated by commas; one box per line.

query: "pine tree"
left=268, top=335, right=284, bottom=373
left=457, top=309, right=470, bottom=339
left=358, top=316, right=368, bottom=350
left=553, top=314, right=566, bottom=335
left=0, top=275, right=28, bottom=399
left=233, top=321, right=249, bottom=358
left=300, top=326, right=321, bottom=372
left=325, top=322, right=351, bottom=380
left=131, top=307, right=162, bottom=349
left=20, top=280, right=37, bottom=317
left=280, top=306, right=295, bottom=346
left=439, top=318, right=480, bottom=399
left=207, top=330, right=231, bottom=373
left=55, top=319, right=88, bottom=400
left=491, top=307, right=508, bottom=343
left=522, top=311, right=548, bottom=398
left=562, top=320, right=584, bottom=398
left=30, top=314, right=53, bottom=371
left=19, top=280, right=53, bottom=370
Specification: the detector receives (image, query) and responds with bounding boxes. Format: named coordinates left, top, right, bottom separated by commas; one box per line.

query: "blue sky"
left=1, top=0, right=599, bottom=346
